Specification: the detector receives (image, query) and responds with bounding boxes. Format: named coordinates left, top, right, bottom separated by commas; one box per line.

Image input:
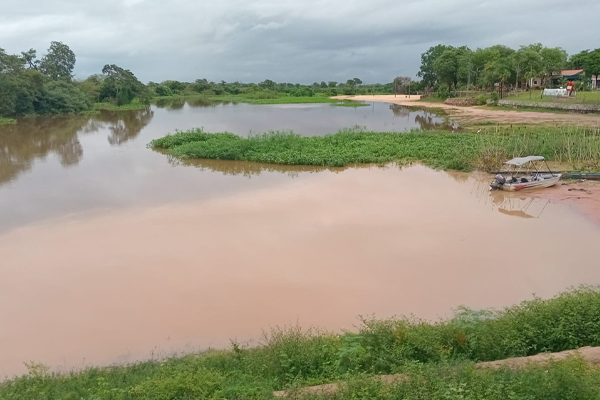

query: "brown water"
left=0, top=101, right=446, bottom=233
left=1, top=105, right=600, bottom=378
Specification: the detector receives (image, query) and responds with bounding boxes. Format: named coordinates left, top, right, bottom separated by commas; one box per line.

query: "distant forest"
left=1, top=41, right=599, bottom=118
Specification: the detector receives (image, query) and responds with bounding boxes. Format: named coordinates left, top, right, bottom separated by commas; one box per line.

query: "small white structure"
left=543, top=88, right=568, bottom=97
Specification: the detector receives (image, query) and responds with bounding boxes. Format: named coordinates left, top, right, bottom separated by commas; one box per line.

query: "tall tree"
left=433, top=48, right=461, bottom=91
left=39, top=41, right=76, bottom=81
left=540, top=46, right=567, bottom=86
left=21, top=49, right=38, bottom=69
left=418, top=44, right=453, bottom=88
left=583, top=49, right=600, bottom=86
left=393, top=76, right=411, bottom=95
left=100, top=64, right=148, bottom=105
left=569, top=50, right=590, bottom=70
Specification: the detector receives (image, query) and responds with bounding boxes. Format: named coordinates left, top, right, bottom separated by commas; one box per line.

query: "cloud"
left=1, top=0, right=598, bottom=83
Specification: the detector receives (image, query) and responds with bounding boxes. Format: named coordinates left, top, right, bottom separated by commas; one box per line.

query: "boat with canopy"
left=490, top=156, right=562, bottom=191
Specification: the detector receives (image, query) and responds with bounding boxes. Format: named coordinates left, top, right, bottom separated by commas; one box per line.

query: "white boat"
left=490, top=156, right=562, bottom=192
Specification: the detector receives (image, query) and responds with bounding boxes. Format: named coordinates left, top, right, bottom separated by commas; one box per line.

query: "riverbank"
left=336, top=95, right=600, bottom=126
left=1, top=288, right=599, bottom=399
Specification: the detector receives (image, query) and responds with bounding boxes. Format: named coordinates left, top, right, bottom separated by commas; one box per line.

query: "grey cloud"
left=1, top=0, right=599, bottom=83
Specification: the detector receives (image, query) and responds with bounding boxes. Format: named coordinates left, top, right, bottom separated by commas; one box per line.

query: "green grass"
left=417, top=96, right=447, bottom=103
left=94, top=99, right=150, bottom=111
left=506, top=89, right=600, bottom=104
left=207, top=93, right=339, bottom=105
left=0, top=117, right=17, bottom=124
left=330, top=100, right=370, bottom=107
left=150, top=126, right=600, bottom=171
left=2, top=287, right=600, bottom=399
left=316, top=358, right=600, bottom=400
left=479, top=105, right=574, bottom=114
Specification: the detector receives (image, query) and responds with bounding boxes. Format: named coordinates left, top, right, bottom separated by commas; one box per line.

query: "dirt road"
left=336, top=95, right=600, bottom=126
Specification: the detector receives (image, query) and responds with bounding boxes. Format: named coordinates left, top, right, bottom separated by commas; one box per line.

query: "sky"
left=1, top=0, right=599, bottom=84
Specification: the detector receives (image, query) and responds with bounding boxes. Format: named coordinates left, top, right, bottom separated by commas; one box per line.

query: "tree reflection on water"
left=0, top=109, right=154, bottom=186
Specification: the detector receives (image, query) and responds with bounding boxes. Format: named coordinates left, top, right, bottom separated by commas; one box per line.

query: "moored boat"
left=490, top=156, right=562, bottom=191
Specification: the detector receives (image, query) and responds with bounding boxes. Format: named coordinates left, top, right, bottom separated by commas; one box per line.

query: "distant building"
left=530, top=69, right=593, bottom=88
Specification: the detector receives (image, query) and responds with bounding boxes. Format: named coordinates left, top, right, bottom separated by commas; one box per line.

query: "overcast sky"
left=1, top=0, right=599, bottom=84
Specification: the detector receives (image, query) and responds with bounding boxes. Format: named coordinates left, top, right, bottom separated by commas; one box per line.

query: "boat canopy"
left=503, top=156, right=545, bottom=166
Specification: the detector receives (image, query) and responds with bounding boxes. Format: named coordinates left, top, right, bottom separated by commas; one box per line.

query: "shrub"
left=290, top=87, right=315, bottom=97
left=476, top=94, right=488, bottom=106
left=491, top=91, right=499, bottom=105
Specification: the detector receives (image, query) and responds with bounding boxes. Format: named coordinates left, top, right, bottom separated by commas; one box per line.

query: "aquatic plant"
left=150, top=126, right=600, bottom=171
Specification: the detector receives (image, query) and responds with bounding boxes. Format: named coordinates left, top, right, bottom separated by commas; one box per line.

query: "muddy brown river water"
left=1, top=101, right=600, bottom=377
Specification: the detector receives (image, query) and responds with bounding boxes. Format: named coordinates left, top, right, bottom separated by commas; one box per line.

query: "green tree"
left=36, top=80, right=91, bottom=114
left=328, top=81, right=337, bottom=88
left=513, top=46, right=542, bottom=88
left=39, top=41, right=76, bottom=81
left=540, top=46, right=567, bottom=86
left=433, top=49, right=460, bottom=91
left=418, top=44, right=453, bottom=88
left=21, top=49, right=38, bottom=69
left=583, top=49, right=600, bottom=86
left=259, top=79, right=276, bottom=90
left=569, top=50, right=590, bottom=69
left=100, top=64, right=148, bottom=105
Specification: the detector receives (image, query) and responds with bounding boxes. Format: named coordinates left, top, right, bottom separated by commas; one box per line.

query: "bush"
left=290, top=87, right=315, bottom=97
left=491, top=91, right=499, bottom=105
left=36, top=81, right=92, bottom=114
left=153, top=85, right=173, bottom=97
left=476, top=95, right=488, bottom=106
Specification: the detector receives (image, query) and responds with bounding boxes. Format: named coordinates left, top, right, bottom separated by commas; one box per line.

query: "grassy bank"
left=150, top=126, right=600, bottom=171
left=94, top=99, right=150, bottom=111
left=305, top=358, right=600, bottom=400
left=507, top=89, right=600, bottom=104
left=1, top=287, right=600, bottom=399
left=207, top=94, right=338, bottom=105
left=330, top=100, right=370, bottom=107
left=0, top=117, right=17, bottom=125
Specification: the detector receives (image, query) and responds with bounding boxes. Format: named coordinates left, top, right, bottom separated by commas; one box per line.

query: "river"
left=1, top=100, right=599, bottom=377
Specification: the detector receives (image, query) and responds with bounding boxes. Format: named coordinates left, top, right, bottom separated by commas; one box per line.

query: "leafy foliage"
left=151, top=126, right=600, bottom=171
left=39, top=41, right=76, bottom=81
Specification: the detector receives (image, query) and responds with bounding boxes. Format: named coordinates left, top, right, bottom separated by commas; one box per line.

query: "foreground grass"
left=150, top=126, right=600, bottom=171
left=0, top=117, right=17, bottom=124
left=312, top=358, right=600, bottom=400
left=2, top=288, right=600, bottom=399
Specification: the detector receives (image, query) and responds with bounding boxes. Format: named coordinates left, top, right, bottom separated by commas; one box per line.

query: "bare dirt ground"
left=534, top=180, right=600, bottom=227
left=335, top=95, right=600, bottom=126
left=274, top=346, right=600, bottom=397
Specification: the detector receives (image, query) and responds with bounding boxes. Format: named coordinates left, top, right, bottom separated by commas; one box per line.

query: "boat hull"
left=498, top=175, right=562, bottom=191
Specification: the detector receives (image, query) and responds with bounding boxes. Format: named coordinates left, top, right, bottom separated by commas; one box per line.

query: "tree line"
left=3, top=40, right=599, bottom=118
left=417, top=43, right=600, bottom=95
left=0, top=42, right=149, bottom=117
